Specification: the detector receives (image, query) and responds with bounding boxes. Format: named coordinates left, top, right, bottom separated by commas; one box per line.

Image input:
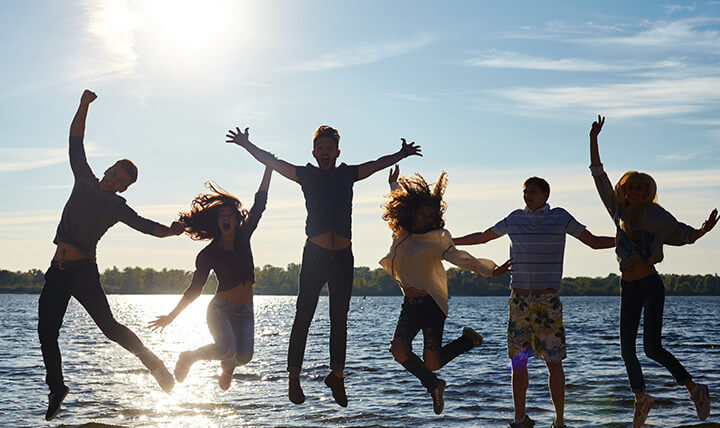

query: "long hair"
left=614, top=171, right=658, bottom=241
left=178, top=182, right=248, bottom=241
left=382, top=172, right=447, bottom=235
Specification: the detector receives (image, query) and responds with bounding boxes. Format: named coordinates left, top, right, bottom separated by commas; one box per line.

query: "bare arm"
left=70, top=90, right=97, bottom=138
left=147, top=293, right=198, bottom=332
left=258, top=165, right=273, bottom=193
left=576, top=229, right=615, bottom=249
left=357, top=138, right=422, bottom=181
left=226, top=126, right=298, bottom=182
left=453, top=229, right=500, bottom=246
left=151, top=221, right=185, bottom=237
left=589, top=115, right=605, bottom=167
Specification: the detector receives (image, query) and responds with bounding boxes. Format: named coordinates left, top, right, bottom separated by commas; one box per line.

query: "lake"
left=0, top=294, right=718, bottom=427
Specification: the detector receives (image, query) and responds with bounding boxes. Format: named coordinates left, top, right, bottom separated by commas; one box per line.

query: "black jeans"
left=287, top=240, right=354, bottom=374
left=620, top=273, right=692, bottom=393
left=38, top=260, right=161, bottom=393
left=390, top=295, right=473, bottom=391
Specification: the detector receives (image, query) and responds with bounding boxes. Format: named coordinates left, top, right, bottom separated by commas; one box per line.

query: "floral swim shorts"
left=507, top=291, right=566, bottom=362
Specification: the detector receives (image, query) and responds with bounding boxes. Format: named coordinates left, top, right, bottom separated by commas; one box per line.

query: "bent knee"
left=389, top=339, right=410, bottom=363
left=234, top=350, right=254, bottom=366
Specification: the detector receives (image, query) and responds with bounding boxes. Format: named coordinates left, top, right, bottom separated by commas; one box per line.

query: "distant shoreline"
left=2, top=265, right=719, bottom=296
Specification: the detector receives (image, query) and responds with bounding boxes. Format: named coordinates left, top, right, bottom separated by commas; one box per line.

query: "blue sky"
left=1, top=0, right=719, bottom=277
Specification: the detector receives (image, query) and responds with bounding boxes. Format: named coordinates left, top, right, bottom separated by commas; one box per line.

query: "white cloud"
left=464, top=50, right=675, bottom=72
left=0, top=143, right=115, bottom=173
left=663, top=4, right=697, bottom=14
left=592, top=17, right=720, bottom=52
left=488, top=77, right=720, bottom=118
left=282, top=35, right=434, bottom=72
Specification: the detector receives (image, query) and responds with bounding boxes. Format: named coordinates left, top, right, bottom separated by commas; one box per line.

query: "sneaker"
left=218, top=361, right=234, bottom=391
left=633, top=394, right=654, bottom=428
left=174, top=351, right=194, bottom=383
left=45, top=386, right=69, bottom=421
left=551, top=421, right=566, bottom=428
left=462, top=327, right=484, bottom=347
left=509, top=414, right=535, bottom=428
left=691, top=383, right=711, bottom=421
left=324, top=372, right=348, bottom=407
left=151, top=364, right=175, bottom=393
left=288, top=375, right=305, bottom=404
left=429, top=378, right=446, bottom=415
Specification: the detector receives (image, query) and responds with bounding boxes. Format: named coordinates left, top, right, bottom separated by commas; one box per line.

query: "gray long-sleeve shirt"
left=53, top=136, right=160, bottom=262
left=590, top=164, right=694, bottom=271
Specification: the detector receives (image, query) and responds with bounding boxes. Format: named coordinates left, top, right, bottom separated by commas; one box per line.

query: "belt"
left=512, top=288, right=557, bottom=295
left=404, top=295, right=431, bottom=304
left=50, top=259, right=94, bottom=270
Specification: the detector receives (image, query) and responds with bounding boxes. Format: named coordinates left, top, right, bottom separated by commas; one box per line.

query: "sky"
left=1, top=0, right=719, bottom=278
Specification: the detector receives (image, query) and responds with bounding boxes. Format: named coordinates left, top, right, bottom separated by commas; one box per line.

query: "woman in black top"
left=149, top=166, right=272, bottom=390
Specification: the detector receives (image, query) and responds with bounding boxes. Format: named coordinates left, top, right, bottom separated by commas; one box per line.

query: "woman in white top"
left=380, top=165, right=513, bottom=415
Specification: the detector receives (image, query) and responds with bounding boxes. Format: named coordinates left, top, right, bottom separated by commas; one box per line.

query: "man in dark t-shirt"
left=39, top=90, right=184, bottom=421
left=226, top=125, right=421, bottom=406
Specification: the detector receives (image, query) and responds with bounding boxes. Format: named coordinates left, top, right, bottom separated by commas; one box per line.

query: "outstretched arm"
left=258, top=164, right=273, bottom=193
left=151, top=221, right=185, bottom=237
left=226, top=127, right=298, bottom=182
left=576, top=229, right=615, bottom=249
left=70, top=89, right=97, bottom=138
left=243, top=166, right=273, bottom=234
left=453, top=229, right=500, bottom=246
left=589, top=115, right=604, bottom=167
left=148, top=264, right=209, bottom=332
left=148, top=293, right=196, bottom=332
left=357, top=138, right=422, bottom=181
left=689, top=208, right=719, bottom=243
left=68, top=90, right=98, bottom=179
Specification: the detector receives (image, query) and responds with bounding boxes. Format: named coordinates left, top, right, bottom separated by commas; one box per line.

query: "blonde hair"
left=615, top=171, right=658, bottom=240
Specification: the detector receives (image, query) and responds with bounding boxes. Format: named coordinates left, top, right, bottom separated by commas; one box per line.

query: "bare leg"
left=546, top=360, right=565, bottom=424
left=512, top=357, right=529, bottom=421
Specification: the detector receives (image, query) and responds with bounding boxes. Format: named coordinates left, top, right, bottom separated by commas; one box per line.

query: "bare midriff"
left=402, top=287, right=429, bottom=298
left=217, top=280, right=255, bottom=305
left=53, top=242, right=89, bottom=262
left=309, top=231, right=351, bottom=250
left=620, top=261, right=657, bottom=281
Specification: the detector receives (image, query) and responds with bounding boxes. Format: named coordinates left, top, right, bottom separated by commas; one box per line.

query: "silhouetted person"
left=380, top=166, right=512, bottom=414
left=454, top=176, right=614, bottom=428
left=39, top=90, right=183, bottom=421
left=589, top=115, right=716, bottom=427
left=149, top=167, right=272, bottom=390
left=226, top=125, right=421, bottom=406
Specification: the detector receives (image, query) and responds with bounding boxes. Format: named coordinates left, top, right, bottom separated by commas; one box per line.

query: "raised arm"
left=243, top=166, right=272, bottom=234
left=357, top=138, right=422, bottom=181
left=116, top=204, right=183, bottom=237
left=576, top=229, right=615, bottom=249
left=687, top=208, right=718, bottom=243
left=589, top=115, right=604, bottom=167
left=226, top=126, right=298, bottom=182
left=453, top=229, right=500, bottom=246
left=68, top=90, right=98, bottom=179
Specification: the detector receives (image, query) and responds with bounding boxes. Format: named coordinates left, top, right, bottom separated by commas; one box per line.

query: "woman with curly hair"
left=380, top=165, right=513, bottom=415
left=149, top=166, right=272, bottom=390
left=589, top=116, right=717, bottom=427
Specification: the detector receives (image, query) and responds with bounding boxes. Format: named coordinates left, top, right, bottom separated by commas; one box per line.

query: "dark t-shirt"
left=53, top=136, right=160, bottom=262
left=295, top=163, right=359, bottom=239
left=182, top=191, right=267, bottom=297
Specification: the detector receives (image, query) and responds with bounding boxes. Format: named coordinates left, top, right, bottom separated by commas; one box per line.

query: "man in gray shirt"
left=39, top=90, right=184, bottom=421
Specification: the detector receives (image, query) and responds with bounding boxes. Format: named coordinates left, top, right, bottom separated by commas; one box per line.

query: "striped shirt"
left=491, top=204, right=585, bottom=290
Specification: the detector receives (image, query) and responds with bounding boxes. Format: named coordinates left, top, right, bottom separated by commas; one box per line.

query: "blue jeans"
left=620, top=273, right=692, bottom=393
left=287, top=240, right=354, bottom=374
left=193, top=296, right=254, bottom=367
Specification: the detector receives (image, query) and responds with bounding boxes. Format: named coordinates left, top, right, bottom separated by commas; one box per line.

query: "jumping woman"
left=149, top=166, right=272, bottom=390
left=589, top=116, right=717, bottom=427
left=380, top=165, right=513, bottom=414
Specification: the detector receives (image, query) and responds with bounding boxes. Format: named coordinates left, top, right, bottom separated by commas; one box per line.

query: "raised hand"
left=226, top=126, right=250, bottom=147
left=492, top=258, right=515, bottom=277
left=388, top=165, right=399, bottom=184
left=590, top=115, right=605, bottom=138
left=148, top=315, right=174, bottom=332
left=702, top=208, right=719, bottom=234
left=400, top=138, right=422, bottom=157
left=81, top=89, right=97, bottom=105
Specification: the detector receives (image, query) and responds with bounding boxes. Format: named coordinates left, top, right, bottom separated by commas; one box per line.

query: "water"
left=0, top=294, right=718, bottom=427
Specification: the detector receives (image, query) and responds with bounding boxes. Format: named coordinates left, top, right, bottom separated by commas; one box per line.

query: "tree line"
left=1, top=265, right=719, bottom=296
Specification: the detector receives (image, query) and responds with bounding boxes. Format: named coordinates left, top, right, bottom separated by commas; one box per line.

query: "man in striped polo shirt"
left=454, top=177, right=614, bottom=428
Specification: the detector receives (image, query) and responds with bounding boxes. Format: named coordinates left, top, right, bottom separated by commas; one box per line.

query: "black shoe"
left=289, top=375, right=305, bottom=404
left=45, top=386, right=69, bottom=421
left=509, top=414, right=536, bottom=428
left=462, top=326, right=484, bottom=347
left=430, top=378, right=446, bottom=415
left=324, top=372, right=348, bottom=407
